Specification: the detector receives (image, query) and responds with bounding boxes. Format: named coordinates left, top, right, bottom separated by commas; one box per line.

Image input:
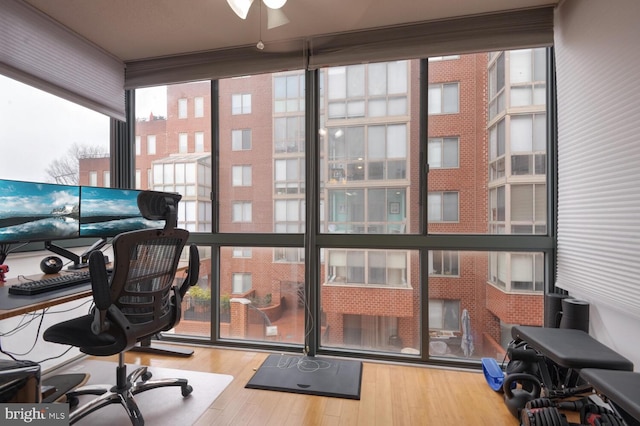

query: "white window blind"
left=0, top=0, right=125, bottom=120
left=555, top=1, right=640, bottom=319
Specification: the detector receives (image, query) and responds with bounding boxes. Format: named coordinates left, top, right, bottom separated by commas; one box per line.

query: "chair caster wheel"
left=67, top=395, right=79, bottom=409
left=182, top=384, right=193, bottom=397
left=142, top=371, right=152, bottom=381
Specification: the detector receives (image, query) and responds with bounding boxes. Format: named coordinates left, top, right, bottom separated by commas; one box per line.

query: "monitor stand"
left=45, top=238, right=109, bottom=270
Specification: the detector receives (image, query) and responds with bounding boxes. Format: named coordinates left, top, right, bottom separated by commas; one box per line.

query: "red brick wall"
left=486, top=284, right=543, bottom=326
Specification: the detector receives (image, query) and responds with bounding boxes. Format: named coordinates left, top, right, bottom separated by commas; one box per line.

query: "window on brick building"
left=195, top=131, right=205, bottom=152
left=274, top=74, right=304, bottom=113
left=510, top=48, right=546, bottom=107
left=489, top=252, right=544, bottom=293
left=135, top=170, right=141, bottom=189
left=232, top=248, right=252, bottom=258
left=489, top=119, right=506, bottom=180
left=274, top=199, right=304, bottom=233
left=327, top=188, right=406, bottom=234
left=274, top=116, right=304, bottom=153
left=231, top=129, right=251, bottom=151
left=232, top=165, right=252, bottom=187
left=231, top=93, right=252, bottom=115
left=428, top=191, right=459, bottom=222
left=511, top=184, right=546, bottom=234
left=510, top=113, right=546, bottom=176
left=428, top=55, right=460, bottom=62
left=194, top=96, right=204, bottom=117
left=275, top=158, right=304, bottom=194
left=147, top=135, right=156, bottom=155
left=429, top=299, right=460, bottom=331
left=327, top=61, right=408, bottom=119
left=326, top=249, right=408, bottom=287
left=232, top=201, right=252, bottom=222
left=429, top=251, right=459, bottom=276
left=232, top=273, right=252, bottom=293
left=179, top=132, right=188, bottom=153
left=489, top=52, right=506, bottom=120
left=274, top=247, right=304, bottom=263
left=178, top=98, right=188, bottom=118
left=428, top=137, right=459, bottom=169
left=428, top=83, right=459, bottom=114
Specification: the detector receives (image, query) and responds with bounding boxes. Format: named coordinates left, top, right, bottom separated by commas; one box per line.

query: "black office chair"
left=43, top=190, right=199, bottom=425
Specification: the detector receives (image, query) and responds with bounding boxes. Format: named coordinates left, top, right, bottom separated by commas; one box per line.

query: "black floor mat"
left=245, top=354, right=362, bottom=400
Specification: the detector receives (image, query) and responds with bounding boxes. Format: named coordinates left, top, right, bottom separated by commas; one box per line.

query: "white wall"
left=555, top=0, right=640, bottom=370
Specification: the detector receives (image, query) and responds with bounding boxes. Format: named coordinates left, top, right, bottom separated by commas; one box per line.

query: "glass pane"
left=321, top=248, right=419, bottom=353
left=219, top=71, right=306, bottom=233
left=135, top=82, right=212, bottom=232
left=320, top=60, right=414, bottom=235
left=428, top=50, right=547, bottom=235
left=219, top=246, right=305, bottom=344
left=428, top=250, right=545, bottom=360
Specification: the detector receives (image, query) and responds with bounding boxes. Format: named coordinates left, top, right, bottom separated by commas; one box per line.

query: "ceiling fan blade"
left=267, top=7, right=290, bottom=29
left=227, top=0, right=255, bottom=19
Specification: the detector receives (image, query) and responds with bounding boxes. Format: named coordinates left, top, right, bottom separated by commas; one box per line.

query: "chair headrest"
left=137, top=190, right=182, bottom=230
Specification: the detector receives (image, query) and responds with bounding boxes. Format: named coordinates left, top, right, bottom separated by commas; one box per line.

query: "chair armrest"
left=89, top=250, right=111, bottom=334
left=178, top=244, right=200, bottom=298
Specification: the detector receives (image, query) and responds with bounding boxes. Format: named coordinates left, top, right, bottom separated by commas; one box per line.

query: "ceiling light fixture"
left=263, top=0, right=287, bottom=8
left=226, top=0, right=289, bottom=29
left=226, top=0, right=254, bottom=20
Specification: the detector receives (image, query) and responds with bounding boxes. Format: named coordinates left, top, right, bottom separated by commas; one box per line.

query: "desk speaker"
left=559, top=298, right=590, bottom=333
left=40, top=256, right=63, bottom=274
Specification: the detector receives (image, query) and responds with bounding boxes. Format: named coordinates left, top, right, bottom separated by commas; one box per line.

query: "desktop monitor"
left=0, top=179, right=80, bottom=244
left=79, top=186, right=164, bottom=238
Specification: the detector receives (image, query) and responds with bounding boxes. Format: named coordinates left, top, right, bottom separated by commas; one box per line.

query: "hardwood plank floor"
left=92, top=344, right=519, bottom=425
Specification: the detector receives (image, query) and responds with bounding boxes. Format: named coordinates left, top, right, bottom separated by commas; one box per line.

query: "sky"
left=0, top=75, right=166, bottom=183
left=0, top=180, right=79, bottom=215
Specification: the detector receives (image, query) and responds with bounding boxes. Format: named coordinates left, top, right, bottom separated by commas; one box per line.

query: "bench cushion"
left=511, top=326, right=633, bottom=371
left=580, top=368, right=640, bottom=423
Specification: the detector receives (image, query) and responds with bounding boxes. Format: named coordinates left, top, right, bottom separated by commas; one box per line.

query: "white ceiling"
left=23, top=0, right=558, bottom=62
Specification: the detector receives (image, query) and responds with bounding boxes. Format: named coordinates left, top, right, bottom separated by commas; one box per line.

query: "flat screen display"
left=0, top=179, right=80, bottom=244
left=79, top=186, right=164, bottom=237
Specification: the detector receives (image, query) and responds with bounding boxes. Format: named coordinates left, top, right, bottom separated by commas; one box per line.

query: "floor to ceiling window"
left=126, top=47, right=551, bottom=365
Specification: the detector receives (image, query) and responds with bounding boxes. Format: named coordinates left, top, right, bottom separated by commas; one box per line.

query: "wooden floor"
left=86, top=344, right=520, bottom=426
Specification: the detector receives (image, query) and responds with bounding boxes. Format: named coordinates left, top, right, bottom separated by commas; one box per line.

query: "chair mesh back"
left=110, top=229, right=188, bottom=333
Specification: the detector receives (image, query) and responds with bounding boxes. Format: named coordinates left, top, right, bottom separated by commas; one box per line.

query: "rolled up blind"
left=125, top=6, right=554, bottom=88
left=125, top=40, right=307, bottom=89
left=308, top=7, right=554, bottom=69
left=0, top=0, right=125, bottom=120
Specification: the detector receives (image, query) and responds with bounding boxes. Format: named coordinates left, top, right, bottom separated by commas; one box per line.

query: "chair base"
left=67, top=355, right=192, bottom=425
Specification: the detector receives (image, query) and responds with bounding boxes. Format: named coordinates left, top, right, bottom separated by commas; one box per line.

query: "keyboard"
left=8, top=271, right=92, bottom=296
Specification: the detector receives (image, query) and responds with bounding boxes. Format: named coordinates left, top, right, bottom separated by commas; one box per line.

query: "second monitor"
left=79, top=186, right=165, bottom=238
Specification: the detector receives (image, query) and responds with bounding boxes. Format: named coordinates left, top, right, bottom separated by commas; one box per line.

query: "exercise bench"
left=511, top=326, right=634, bottom=398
